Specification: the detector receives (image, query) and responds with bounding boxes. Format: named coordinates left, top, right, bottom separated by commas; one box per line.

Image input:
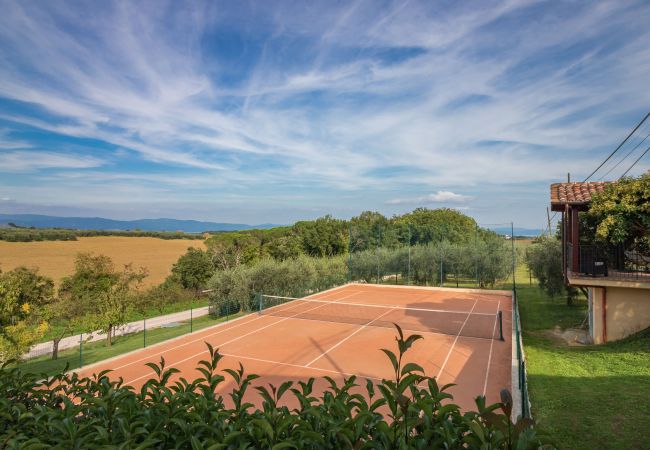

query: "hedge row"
left=350, top=238, right=514, bottom=287
left=1, top=328, right=550, bottom=449
left=207, top=255, right=349, bottom=311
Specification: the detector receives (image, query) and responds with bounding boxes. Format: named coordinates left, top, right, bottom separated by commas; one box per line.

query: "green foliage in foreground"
left=1, top=326, right=550, bottom=449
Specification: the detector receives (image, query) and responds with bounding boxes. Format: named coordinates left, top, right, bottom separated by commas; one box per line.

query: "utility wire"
left=547, top=112, right=649, bottom=235
left=620, top=143, right=650, bottom=178
left=598, top=132, right=650, bottom=180
left=583, top=111, right=650, bottom=182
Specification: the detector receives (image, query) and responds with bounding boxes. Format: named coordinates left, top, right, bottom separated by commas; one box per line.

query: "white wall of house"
left=589, top=286, right=650, bottom=344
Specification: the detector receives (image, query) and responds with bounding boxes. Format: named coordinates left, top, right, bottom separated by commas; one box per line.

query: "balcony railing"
left=566, top=242, right=650, bottom=281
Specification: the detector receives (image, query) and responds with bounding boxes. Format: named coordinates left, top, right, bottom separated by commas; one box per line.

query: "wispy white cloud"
left=0, top=151, right=104, bottom=172
left=386, top=191, right=473, bottom=205
left=0, top=1, right=649, bottom=225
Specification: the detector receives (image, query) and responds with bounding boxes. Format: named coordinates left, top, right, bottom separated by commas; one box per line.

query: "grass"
left=40, top=297, right=210, bottom=343
left=517, top=283, right=650, bottom=450
left=0, top=236, right=205, bottom=287
left=16, top=312, right=244, bottom=375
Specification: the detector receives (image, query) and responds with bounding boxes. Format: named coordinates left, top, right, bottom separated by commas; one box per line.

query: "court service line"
left=436, top=298, right=479, bottom=380
left=482, top=300, right=502, bottom=396
left=124, top=292, right=363, bottom=385
left=305, top=307, right=398, bottom=367
left=110, top=290, right=354, bottom=373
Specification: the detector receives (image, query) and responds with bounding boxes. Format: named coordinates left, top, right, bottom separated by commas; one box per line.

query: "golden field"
left=0, top=237, right=205, bottom=287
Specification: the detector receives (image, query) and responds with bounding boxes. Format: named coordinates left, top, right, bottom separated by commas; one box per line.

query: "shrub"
left=0, top=326, right=550, bottom=448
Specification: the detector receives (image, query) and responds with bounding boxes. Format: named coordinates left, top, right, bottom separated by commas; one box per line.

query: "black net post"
left=498, top=311, right=504, bottom=341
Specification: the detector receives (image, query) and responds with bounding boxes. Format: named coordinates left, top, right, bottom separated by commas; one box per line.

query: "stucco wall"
left=590, top=286, right=650, bottom=344
left=606, top=287, right=650, bottom=341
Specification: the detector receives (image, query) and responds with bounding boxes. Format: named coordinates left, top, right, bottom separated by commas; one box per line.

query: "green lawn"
left=41, top=298, right=209, bottom=343
left=16, top=311, right=244, bottom=375
left=518, top=284, right=650, bottom=450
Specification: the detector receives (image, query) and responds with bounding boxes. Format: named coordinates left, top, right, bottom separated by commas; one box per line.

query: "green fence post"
left=190, top=303, right=193, bottom=333
left=348, top=223, right=353, bottom=283
left=407, top=223, right=411, bottom=285
left=79, top=333, right=83, bottom=368
left=510, top=222, right=517, bottom=290
left=143, top=317, right=146, bottom=348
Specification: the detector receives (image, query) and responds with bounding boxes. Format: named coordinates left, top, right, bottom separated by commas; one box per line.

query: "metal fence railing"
left=22, top=306, right=209, bottom=363
left=567, top=243, right=650, bottom=281
left=513, top=288, right=531, bottom=419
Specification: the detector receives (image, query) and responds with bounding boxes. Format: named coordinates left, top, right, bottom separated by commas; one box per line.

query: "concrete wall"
left=589, top=286, right=650, bottom=344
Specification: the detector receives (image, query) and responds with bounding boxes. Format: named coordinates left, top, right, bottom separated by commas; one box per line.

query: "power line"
left=620, top=143, right=650, bottom=178
left=598, top=132, right=650, bottom=180
left=583, top=111, right=650, bottom=182
left=547, top=112, right=650, bottom=234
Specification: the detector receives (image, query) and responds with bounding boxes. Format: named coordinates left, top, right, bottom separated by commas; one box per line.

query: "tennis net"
left=258, top=294, right=504, bottom=341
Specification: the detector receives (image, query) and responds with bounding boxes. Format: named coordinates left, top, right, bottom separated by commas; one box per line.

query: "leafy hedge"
left=349, top=237, right=513, bottom=287
left=0, top=326, right=550, bottom=449
left=207, top=255, right=348, bottom=311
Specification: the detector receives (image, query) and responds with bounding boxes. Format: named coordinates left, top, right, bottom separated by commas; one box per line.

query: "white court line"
left=110, top=289, right=351, bottom=373
left=305, top=307, right=398, bottom=367
left=436, top=298, right=479, bottom=380
left=265, top=297, right=495, bottom=316
left=482, top=300, right=502, bottom=396
left=124, top=291, right=359, bottom=385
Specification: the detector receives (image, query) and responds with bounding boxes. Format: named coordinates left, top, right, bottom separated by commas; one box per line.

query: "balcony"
left=566, top=243, right=650, bottom=284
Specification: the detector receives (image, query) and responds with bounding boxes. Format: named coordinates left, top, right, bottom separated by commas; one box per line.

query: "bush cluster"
left=207, top=255, right=348, bottom=312
left=350, top=237, right=513, bottom=287
left=0, top=327, right=550, bottom=449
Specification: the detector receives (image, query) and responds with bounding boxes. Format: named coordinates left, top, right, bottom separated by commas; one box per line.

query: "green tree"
left=0, top=267, right=53, bottom=362
left=525, top=236, right=577, bottom=305
left=60, top=253, right=147, bottom=346
left=206, top=233, right=261, bottom=269
left=42, top=293, right=84, bottom=360
left=395, top=207, right=477, bottom=245
left=586, top=173, right=650, bottom=252
left=135, top=279, right=195, bottom=317
left=264, top=235, right=303, bottom=260
left=294, top=215, right=347, bottom=257
left=171, top=247, right=214, bottom=291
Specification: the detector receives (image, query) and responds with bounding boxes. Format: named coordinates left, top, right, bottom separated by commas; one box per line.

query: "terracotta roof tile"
left=550, top=181, right=610, bottom=205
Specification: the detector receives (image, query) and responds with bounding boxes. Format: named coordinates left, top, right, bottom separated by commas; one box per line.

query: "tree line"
left=1, top=207, right=514, bottom=363
left=0, top=227, right=205, bottom=242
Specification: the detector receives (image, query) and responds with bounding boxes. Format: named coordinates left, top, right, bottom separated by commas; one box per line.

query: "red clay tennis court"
left=75, top=283, right=513, bottom=410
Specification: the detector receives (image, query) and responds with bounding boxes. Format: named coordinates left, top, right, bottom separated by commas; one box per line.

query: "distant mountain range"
left=0, top=214, right=281, bottom=233
left=488, top=226, right=544, bottom=237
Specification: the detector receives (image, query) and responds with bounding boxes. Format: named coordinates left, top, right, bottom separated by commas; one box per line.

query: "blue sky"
left=0, top=0, right=649, bottom=227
